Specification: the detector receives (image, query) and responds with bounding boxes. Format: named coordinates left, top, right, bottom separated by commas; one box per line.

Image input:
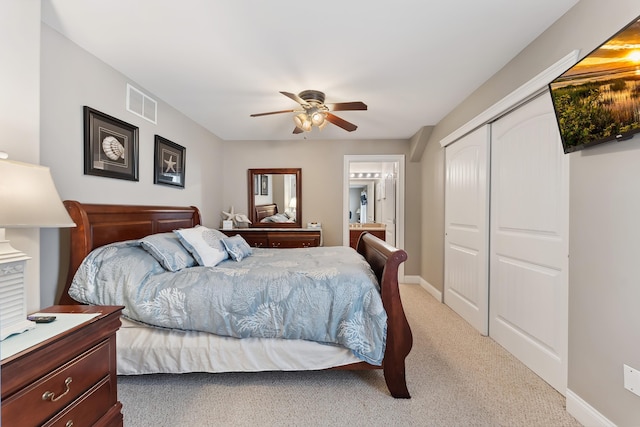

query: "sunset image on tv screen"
left=549, top=16, right=640, bottom=153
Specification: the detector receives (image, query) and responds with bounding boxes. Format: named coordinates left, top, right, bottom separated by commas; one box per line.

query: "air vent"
left=126, top=84, right=157, bottom=124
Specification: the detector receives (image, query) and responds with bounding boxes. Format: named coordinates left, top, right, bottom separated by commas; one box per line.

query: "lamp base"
left=0, top=228, right=33, bottom=342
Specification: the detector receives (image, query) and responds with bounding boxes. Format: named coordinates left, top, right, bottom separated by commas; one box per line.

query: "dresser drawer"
left=2, top=340, right=111, bottom=426
left=225, top=230, right=269, bottom=247
left=45, top=377, right=115, bottom=427
left=268, top=232, right=320, bottom=248
left=220, top=229, right=321, bottom=248
left=244, top=234, right=269, bottom=248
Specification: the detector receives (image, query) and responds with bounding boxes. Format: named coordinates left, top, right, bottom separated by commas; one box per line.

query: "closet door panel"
left=489, top=92, right=569, bottom=394
left=444, top=125, right=490, bottom=335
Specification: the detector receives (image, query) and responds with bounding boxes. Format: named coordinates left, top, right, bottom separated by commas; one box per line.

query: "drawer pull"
left=66, top=421, right=74, bottom=427
left=42, top=377, right=72, bottom=402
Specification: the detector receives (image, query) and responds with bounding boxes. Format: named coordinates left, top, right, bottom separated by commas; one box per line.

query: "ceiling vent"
left=126, top=84, right=157, bottom=124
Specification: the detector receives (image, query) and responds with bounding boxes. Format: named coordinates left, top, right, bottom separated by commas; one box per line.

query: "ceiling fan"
left=250, top=90, right=367, bottom=134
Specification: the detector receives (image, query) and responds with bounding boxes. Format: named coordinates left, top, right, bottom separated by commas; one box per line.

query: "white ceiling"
left=41, top=0, right=578, bottom=142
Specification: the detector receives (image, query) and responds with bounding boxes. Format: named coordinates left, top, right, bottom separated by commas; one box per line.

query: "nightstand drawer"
left=45, top=377, right=114, bottom=427
left=2, top=340, right=110, bottom=426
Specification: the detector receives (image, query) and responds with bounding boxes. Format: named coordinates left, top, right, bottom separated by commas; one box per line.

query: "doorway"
left=343, top=155, right=405, bottom=279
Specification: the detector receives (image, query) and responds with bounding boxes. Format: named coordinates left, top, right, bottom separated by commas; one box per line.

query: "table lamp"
left=288, top=197, right=297, bottom=217
left=0, top=155, right=75, bottom=340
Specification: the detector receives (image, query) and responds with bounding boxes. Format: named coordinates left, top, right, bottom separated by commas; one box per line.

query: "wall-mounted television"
left=549, top=15, right=640, bottom=154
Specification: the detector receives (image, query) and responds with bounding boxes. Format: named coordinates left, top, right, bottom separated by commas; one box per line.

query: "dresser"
left=1, top=305, right=124, bottom=427
left=221, top=228, right=321, bottom=248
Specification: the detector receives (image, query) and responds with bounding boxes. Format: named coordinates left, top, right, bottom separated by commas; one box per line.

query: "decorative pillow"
left=174, top=226, right=229, bottom=267
left=139, top=232, right=197, bottom=272
left=222, top=234, right=253, bottom=262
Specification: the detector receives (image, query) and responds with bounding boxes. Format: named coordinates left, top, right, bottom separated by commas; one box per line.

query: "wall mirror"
left=248, top=168, right=301, bottom=228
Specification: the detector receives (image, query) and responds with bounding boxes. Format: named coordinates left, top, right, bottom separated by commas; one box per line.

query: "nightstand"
left=1, top=305, right=124, bottom=426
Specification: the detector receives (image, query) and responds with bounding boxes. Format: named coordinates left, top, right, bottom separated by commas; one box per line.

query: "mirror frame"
left=248, top=168, right=302, bottom=228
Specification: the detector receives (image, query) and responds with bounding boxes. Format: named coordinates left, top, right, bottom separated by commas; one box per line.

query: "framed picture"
left=154, top=135, right=185, bottom=188
left=260, top=174, right=269, bottom=195
left=83, top=106, right=139, bottom=181
left=254, top=174, right=260, bottom=195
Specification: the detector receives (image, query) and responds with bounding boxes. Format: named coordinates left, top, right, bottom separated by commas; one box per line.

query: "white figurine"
left=234, top=213, right=252, bottom=228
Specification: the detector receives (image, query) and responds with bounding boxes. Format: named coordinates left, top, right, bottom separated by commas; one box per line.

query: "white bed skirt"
left=117, top=318, right=362, bottom=375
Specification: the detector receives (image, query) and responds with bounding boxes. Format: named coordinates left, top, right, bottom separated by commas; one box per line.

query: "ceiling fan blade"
left=292, top=127, right=304, bottom=134
left=280, top=91, right=308, bottom=106
left=325, top=113, right=358, bottom=132
left=327, top=101, right=368, bottom=111
left=250, top=109, right=295, bottom=117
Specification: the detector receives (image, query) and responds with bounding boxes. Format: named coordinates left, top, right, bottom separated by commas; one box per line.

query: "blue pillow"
left=222, top=235, right=253, bottom=262
left=139, top=232, right=197, bottom=272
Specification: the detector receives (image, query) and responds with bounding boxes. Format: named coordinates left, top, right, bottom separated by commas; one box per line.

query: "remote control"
left=27, top=315, right=57, bottom=323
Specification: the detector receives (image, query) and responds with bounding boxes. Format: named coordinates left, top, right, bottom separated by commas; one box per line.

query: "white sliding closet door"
left=489, top=93, right=569, bottom=394
left=444, top=125, right=490, bottom=335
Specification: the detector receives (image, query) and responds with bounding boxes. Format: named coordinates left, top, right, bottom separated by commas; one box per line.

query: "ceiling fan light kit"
left=294, top=113, right=313, bottom=132
left=251, top=90, right=367, bottom=134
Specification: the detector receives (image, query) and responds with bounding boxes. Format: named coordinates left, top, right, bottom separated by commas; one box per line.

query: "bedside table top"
left=1, top=305, right=123, bottom=361
left=40, top=305, right=124, bottom=315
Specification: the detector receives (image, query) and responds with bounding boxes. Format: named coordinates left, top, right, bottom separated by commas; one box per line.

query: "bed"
left=59, top=200, right=413, bottom=398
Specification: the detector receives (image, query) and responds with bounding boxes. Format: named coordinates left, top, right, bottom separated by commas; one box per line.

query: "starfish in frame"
left=164, top=155, right=177, bottom=173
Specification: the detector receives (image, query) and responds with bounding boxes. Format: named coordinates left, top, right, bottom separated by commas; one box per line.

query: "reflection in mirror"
left=248, top=168, right=302, bottom=228
left=349, top=181, right=374, bottom=224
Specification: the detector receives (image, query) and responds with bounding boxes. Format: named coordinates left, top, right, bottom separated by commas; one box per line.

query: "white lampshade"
left=0, top=159, right=75, bottom=228
left=0, top=158, right=74, bottom=341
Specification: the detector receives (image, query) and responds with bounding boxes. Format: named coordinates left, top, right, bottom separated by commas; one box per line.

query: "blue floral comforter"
left=69, top=241, right=387, bottom=365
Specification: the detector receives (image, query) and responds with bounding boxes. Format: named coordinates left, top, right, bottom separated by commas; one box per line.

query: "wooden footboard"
left=357, top=232, right=412, bottom=398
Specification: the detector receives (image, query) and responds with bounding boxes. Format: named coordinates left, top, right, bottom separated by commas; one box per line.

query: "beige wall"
left=38, top=23, right=423, bottom=306
left=221, top=139, right=422, bottom=274
left=419, top=137, right=444, bottom=291
left=1, top=0, right=42, bottom=312
left=39, top=24, right=225, bottom=305
left=420, top=0, right=640, bottom=424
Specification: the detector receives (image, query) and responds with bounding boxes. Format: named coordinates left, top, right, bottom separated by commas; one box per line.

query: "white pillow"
left=174, top=226, right=228, bottom=267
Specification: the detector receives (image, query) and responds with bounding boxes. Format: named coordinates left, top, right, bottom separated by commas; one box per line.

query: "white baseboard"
left=566, top=389, right=616, bottom=427
left=404, top=275, right=442, bottom=302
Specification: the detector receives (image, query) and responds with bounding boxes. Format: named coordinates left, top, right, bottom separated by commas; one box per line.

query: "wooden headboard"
left=255, top=203, right=278, bottom=222
left=60, top=200, right=201, bottom=304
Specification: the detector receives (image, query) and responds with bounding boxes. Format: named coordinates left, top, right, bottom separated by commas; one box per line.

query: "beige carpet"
left=118, top=284, right=581, bottom=426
